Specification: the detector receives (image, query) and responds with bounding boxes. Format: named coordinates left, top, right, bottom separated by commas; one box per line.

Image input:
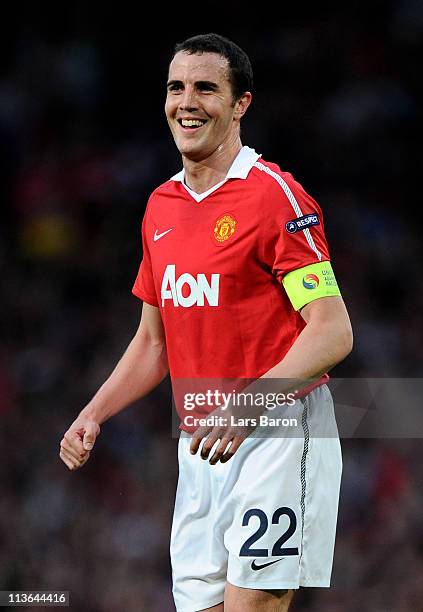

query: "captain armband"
left=282, top=261, right=341, bottom=311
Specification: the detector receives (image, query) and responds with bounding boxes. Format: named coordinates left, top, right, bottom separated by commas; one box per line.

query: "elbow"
left=138, top=327, right=166, bottom=351
left=144, top=332, right=169, bottom=376
left=149, top=335, right=167, bottom=352
left=345, top=326, right=354, bottom=357
left=338, top=321, right=354, bottom=362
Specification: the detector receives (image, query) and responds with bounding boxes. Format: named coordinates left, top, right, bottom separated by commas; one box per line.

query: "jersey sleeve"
left=263, top=171, right=341, bottom=310
left=132, top=206, right=159, bottom=307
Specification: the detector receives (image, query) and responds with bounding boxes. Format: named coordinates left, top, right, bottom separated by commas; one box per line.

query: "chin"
left=175, top=140, right=203, bottom=159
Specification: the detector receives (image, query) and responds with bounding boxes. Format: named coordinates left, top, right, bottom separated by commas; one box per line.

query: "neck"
left=182, top=134, right=243, bottom=194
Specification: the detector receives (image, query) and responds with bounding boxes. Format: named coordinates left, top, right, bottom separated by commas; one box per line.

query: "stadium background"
left=1, top=3, right=422, bottom=610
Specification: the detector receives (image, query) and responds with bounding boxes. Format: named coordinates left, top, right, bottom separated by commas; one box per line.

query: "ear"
left=233, top=92, right=252, bottom=120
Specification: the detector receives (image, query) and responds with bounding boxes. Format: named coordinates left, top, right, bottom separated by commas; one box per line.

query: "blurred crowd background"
left=1, top=2, right=423, bottom=610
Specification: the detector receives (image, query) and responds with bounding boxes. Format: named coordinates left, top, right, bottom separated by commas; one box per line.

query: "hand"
left=189, top=404, right=257, bottom=465
left=59, top=413, right=100, bottom=471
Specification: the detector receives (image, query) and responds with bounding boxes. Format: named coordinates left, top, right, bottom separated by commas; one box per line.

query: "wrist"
left=79, top=402, right=103, bottom=425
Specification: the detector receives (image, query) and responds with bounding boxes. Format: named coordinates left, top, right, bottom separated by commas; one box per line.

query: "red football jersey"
left=132, top=146, right=330, bottom=399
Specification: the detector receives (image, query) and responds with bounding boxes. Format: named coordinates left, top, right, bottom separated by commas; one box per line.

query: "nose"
left=179, top=86, right=198, bottom=112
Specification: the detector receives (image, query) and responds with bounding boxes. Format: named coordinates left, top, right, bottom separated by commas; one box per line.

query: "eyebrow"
left=167, top=80, right=219, bottom=90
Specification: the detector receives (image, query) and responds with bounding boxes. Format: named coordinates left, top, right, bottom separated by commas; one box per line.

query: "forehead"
left=168, top=51, right=230, bottom=84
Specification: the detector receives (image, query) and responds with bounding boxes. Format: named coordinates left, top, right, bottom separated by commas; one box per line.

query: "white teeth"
left=181, top=119, right=205, bottom=127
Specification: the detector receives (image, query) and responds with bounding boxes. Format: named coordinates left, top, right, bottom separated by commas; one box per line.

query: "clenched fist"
left=60, top=413, right=100, bottom=470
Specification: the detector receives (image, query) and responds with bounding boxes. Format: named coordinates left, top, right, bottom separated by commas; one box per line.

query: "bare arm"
left=60, top=303, right=168, bottom=470
left=83, top=302, right=168, bottom=424
left=191, top=295, right=353, bottom=463
left=262, top=295, right=353, bottom=381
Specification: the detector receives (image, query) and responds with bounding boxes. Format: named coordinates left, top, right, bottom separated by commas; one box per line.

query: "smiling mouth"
left=177, top=118, right=208, bottom=130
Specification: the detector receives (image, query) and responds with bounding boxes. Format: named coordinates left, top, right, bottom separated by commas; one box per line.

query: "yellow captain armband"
left=282, top=261, right=341, bottom=311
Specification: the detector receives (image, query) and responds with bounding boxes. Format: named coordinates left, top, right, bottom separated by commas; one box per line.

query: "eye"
left=198, top=84, right=215, bottom=93
left=167, top=83, right=183, bottom=93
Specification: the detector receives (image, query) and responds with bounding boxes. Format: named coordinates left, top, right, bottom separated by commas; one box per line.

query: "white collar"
left=170, top=146, right=261, bottom=202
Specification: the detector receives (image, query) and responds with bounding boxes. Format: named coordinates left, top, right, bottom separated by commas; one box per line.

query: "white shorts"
left=170, top=385, right=342, bottom=612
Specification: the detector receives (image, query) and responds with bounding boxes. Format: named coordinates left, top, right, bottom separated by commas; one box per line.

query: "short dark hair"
left=172, top=33, right=253, bottom=101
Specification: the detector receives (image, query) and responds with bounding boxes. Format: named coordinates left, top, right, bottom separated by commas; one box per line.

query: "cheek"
left=215, top=111, right=234, bottom=131
left=165, top=98, right=176, bottom=118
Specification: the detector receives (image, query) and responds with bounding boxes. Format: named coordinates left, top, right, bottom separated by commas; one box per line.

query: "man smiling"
left=60, top=34, right=353, bottom=611
left=165, top=48, right=251, bottom=172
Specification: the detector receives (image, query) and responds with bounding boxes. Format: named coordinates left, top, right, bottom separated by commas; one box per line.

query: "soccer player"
left=60, top=33, right=353, bottom=612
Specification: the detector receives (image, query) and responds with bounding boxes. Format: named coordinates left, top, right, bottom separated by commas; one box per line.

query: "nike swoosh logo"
left=251, top=559, right=283, bottom=571
left=154, top=228, right=173, bottom=242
